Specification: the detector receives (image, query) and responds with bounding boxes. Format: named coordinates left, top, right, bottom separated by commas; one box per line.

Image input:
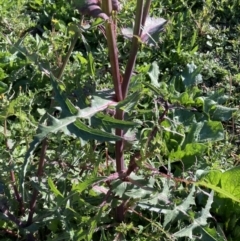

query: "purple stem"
left=140, top=0, right=152, bottom=36
left=121, top=0, right=144, bottom=99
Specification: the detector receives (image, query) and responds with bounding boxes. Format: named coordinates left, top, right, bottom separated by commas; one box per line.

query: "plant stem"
left=102, top=1, right=124, bottom=172
left=57, top=33, right=79, bottom=79
left=102, top=0, right=122, bottom=101
left=115, top=109, right=124, bottom=172
left=101, top=0, right=112, bottom=16
left=4, top=118, right=25, bottom=217
left=10, top=169, right=24, bottom=216
left=141, top=0, right=152, bottom=36
left=121, top=0, right=144, bottom=99
left=102, top=0, right=126, bottom=223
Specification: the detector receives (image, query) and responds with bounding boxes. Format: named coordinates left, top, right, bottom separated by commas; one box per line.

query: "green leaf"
left=199, top=170, right=222, bottom=186
left=125, top=188, right=151, bottom=199
left=93, top=112, right=138, bottom=130
left=201, top=226, right=227, bottom=241
left=202, top=96, right=237, bottom=121
left=196, top=181, right=240, bottom=203
left=143, top=82, right=161, bottom=95
left=73, top=118, right=121, bottom=141
left=116, top=91, right=142, bottom=112
left=0, top=68, right=8, bottom=81
left=72, top=177, right=105, bottom=193
left=111, top=180, right=128, bottom=198
left=48, top=178, right=64, bottom=198
left=148, top=61, right=160, bottom=87
left=178, top=92, right=195, bottom=105
left=90, top=17, right=105, bottom=29
left=51, top=73, right=119, bottom=118
left=75, top=207, right=105, bottom=241
left=81, top=33, right=95, bottom=77
left=50, top=73, right=78, bottom=116
left=163, top=185, right=196, bottom=227
left=171, top=108, right=199, bottom=128
left=211, top=105, right=237, bottom=121
left=184, top=121, right=224, bottom=144
left=181, top=62, right=203, bottom=87
left=0, top=81, right=8, bottom=94
left=0, top=99, right=15, bottom=120
left=21, top=115, right=121, bottom=200
left=170, top=143, right=207, bottom=160
left=173, top=191, right=213, bottom=238
left=220, top=167, right=240, bottom=199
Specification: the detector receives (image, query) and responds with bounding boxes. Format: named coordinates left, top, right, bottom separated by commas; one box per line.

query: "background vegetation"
left=1, top=0, right=240, bottom=240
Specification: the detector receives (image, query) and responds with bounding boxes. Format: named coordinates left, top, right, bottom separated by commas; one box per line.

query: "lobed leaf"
left=173, top=191, right=214, bottom=238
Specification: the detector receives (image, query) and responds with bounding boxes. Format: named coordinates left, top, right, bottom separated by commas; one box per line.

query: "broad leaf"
left=111, top=180, right=128, bottom=198
left=200, top=170, right=222, bottom=186
left=220, top=167, right=240, bottom=199
left=169, top=143, right=207, bottom=161
left=184, top=120, right=224, bottom=144
left=148, top=61, right=160, bottom=87
left=181, top=62, right=203, bottom=87
left=211, top=105, right=237, bottom=121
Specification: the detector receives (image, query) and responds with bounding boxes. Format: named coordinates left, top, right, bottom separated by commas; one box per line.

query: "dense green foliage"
left=1, top=0, right=240, bottom=240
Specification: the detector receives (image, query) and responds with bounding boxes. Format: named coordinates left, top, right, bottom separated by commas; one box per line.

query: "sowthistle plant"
left=73, top=0, right=166, bottom=222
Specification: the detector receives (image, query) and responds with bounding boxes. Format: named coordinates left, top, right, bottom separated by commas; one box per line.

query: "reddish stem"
left=10, top=170, right=25, bottom=216
left=121, top=0, right=144, bottom=99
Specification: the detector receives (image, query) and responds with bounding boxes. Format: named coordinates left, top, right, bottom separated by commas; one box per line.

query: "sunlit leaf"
left=196, top=181, right=240, bottom=203
left=148, top=61, right=160, bottom=87
left=181, top=62, right=203, bottom=87
left=221, top=167, right=240, bottom=199
left=72, top=177, right=104, bottom=193
left=184, top=121, right=224, bottom=144
left=0, top=81, right=8, bottom=94
left=48, top=177, right=64, bottom=198
left=200, top=170, right=222, bottom=186
left=116, top=91, right=142, bottom=112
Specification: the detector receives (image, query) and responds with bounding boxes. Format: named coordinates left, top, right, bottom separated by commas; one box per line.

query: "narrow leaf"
left=116, top=91, right=141, bottom=112
left=72, top=177, right=105, bottom=193
left=73, top=118, right=121, bottom=141
left=48, top=178, right=64, bottom=198
left=196, top=181, right=240, bottom=203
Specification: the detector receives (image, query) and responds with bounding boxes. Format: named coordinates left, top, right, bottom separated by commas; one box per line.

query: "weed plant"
left=1, top=0, right=240, bottom=240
